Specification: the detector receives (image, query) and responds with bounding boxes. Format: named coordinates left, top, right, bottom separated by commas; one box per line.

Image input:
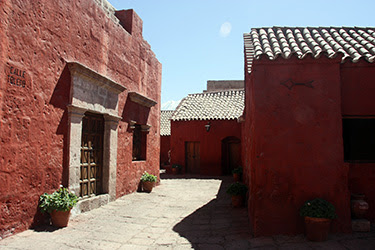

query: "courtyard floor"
left=0, top=175, right=375, bottom=249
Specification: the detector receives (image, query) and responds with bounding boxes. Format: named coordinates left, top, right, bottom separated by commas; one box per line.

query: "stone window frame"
left=66, top=62, right=126, bottom=214
left=129, top=120, right=151, bottom=161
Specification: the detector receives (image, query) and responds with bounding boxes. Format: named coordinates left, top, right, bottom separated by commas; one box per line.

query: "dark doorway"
left=80, top=112, right=104, bottom=198
left=185, top=142, right=200, bottom=174
left=222, top=136, right=241, bottom=175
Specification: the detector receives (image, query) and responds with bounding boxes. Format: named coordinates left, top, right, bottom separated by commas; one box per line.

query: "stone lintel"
left=68, top=104, right=122, bottom=122
left=128, top=92, right=157, bottom=108
left=67, top=62, right=126, bottom=94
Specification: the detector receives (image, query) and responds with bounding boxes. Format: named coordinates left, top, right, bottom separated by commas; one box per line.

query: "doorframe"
left=67, top=62, right=126, bottom=214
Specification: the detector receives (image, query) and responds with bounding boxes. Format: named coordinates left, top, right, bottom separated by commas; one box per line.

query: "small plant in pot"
left=232, top=166, right=243, bottom=182
left=226, top=182, right=248, bottom=207
left=171, top=164, right=182, bottom=175
left=300, top=198, right=337, bottom=242
left=39, top=186, right=78, bottom=228
left=140, top=171, right=157, bottom=193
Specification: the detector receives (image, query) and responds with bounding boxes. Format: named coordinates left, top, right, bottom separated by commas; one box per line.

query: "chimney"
left=115, top=9, right=143, bottom=38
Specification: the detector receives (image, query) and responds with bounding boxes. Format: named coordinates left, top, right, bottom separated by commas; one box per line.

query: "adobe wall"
left=0, top=0, right=161, bottom=238
left=244, top=56, right=351, bottom=236
left=160, top=135, right=171, bottom=166
left=170, top=120, right=241, bottom=175
left=341, top=61, right=375, bottom=222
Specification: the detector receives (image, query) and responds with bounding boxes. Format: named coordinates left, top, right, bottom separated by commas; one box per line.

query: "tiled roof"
left=244, top=27, right=375, bottom=73
left=160, top=110, right=174, bottom=136
left=171, top=90, right=244, bottom=121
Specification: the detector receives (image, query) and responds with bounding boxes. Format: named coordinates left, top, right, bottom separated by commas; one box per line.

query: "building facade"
left=170, top=81, right=244, bottom=175
left=160, top=110, right=173, bottom=168
left=0, top=0, right=161, bottom=238
left=243, top=27, right=375, bottom=236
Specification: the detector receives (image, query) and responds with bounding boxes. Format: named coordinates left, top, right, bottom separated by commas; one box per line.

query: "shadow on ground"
left=171, top=175, right=252, bottom=249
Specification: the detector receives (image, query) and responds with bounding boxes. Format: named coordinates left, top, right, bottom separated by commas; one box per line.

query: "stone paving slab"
left=1, top=175, right=375, bottom=249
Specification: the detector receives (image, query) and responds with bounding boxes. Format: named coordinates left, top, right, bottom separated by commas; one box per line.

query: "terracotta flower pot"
left=142, top=181, right=155, bottom=193
left=304, top=216, right=331, bottom=242
left=50, top=209, right=71, bottom=228
left=351, top=194, right=369, bottom=219
left=172, top=167, right=178, bottom=175
left=231, top=195, right=244, bottom=207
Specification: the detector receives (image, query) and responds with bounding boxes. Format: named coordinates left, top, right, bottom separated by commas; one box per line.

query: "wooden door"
left=222, top=137, right=241, bottom=175
left=80, top=112, right=104, bottom=198
left=228, top=142, right=241, bottom=171
left=185, top=142, right=200, bottom=174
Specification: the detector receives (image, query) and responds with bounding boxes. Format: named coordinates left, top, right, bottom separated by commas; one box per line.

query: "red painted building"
left=0, top=0, right=161, bottom=238
left=160, top=110, right=173, bottom=167
left=170, top=81, right=244, bottom=175
left=242, top=27, right=375, bottom=236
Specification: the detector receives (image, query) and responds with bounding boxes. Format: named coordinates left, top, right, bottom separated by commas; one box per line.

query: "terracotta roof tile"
left=160, top=110, right=174, bottom=136
left=244, top=27, right=375, bottom=73
left=171, top=90, right=244, bottom=121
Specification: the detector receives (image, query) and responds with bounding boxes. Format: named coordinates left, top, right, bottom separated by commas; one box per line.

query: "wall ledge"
left=128, top=91, right=157, bottom=108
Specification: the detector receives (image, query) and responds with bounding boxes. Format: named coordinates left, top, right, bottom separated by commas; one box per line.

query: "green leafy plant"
left=300, top=198, right=337, bottom=219
left=226, top=182, right=248, bottom=196
left=39, top=187, right=78, bottom=213
left=232, top=166, right=243, bottom=175
left=140, top=171, right=157, bottom=182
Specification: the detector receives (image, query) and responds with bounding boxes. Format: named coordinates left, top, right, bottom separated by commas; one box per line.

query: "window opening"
left=132, top=124, right=147, bottom=161
left=343, top=118, right=375, bottom=162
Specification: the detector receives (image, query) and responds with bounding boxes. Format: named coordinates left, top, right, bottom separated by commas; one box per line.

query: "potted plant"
left=299, top=198, right=337, bottom=241
left=39, top=186, right=78, bottom=228
left=140, top=171, right=157, bottom=193
left=226, top=182, right=248, bottom=207
left=171, top=164, right=182, bottom=175
left=232, top=166, right=243, bottom=182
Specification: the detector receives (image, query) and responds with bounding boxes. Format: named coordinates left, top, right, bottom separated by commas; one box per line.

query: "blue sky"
left=109, top=0, right=375, bottom=107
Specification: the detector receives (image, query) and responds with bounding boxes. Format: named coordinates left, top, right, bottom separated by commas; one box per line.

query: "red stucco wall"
left=171, top=120, right=242, bottom=175
left=160, top=135, right=171, bottom=166
left=243, top=56, right=351, bottom=236
left=0, top=0, right=161, bottom=238
left=341, top=61, right=375, bottom=222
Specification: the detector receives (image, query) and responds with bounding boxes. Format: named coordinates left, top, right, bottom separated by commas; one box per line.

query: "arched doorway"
left=222, top=136, right=241, bottom=175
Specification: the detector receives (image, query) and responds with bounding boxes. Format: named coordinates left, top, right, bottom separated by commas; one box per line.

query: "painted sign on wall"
left=6, top=64, right=28, bottom=88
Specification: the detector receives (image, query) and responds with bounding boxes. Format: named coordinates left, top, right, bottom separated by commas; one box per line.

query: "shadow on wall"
left=172, top=176, right=251, bottom=248
left=121, top=97, right=150, bottom=127
left=49, top=65, right=71, bottom=188
left=28, top=65, right=72, bottom=229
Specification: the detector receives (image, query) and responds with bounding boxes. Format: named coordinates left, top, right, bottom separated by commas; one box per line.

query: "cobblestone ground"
left=1, top=175, right=375, bottom=249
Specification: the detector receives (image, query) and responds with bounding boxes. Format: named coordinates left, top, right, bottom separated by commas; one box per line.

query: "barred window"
left=132, top=124, right=147, bottom=161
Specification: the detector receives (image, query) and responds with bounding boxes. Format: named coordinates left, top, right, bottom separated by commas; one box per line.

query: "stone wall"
left=0, top=0, right=161, bottom=239
left=93, top=0, right=119, bottom=23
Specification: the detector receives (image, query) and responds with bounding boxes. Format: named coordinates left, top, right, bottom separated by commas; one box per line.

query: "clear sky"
left=109, top=0, right=375, bottom=107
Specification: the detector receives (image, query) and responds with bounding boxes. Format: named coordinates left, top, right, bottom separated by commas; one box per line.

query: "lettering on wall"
left=6, top=64, right=28, bottom=88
